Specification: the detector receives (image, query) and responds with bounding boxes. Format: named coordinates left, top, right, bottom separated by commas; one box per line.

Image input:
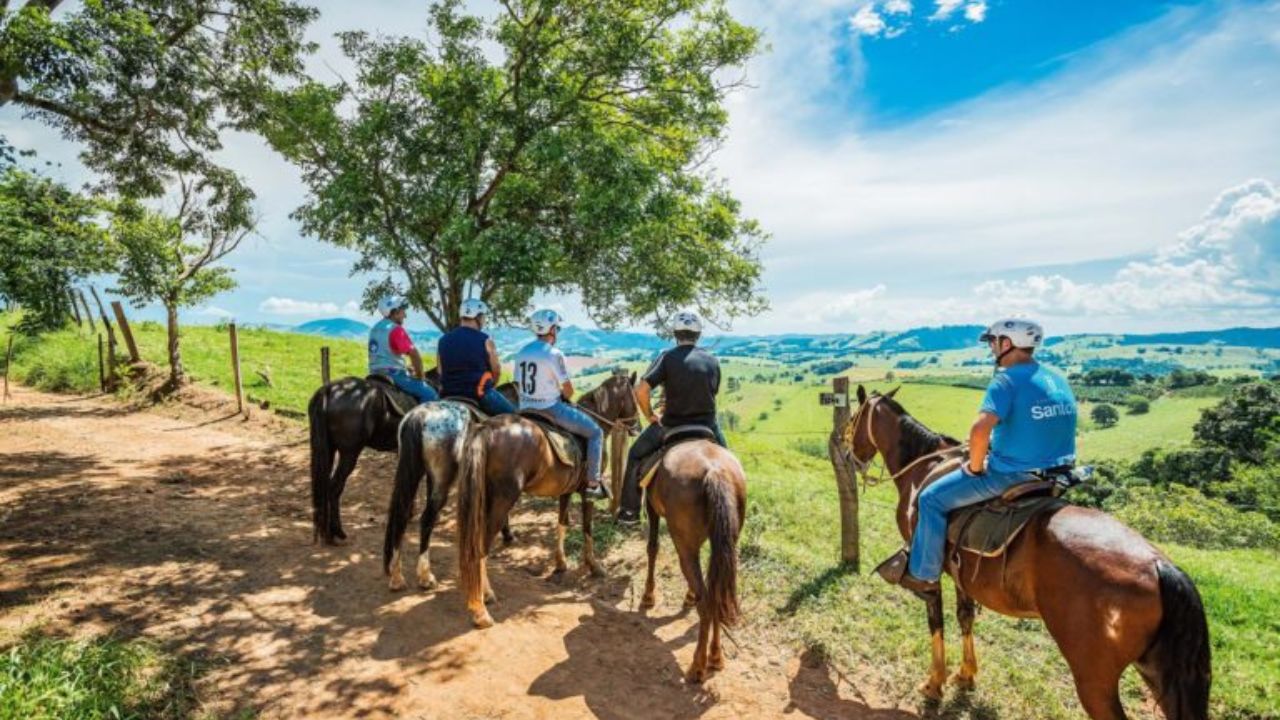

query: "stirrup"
left=875, top=548, right=909, bottom=585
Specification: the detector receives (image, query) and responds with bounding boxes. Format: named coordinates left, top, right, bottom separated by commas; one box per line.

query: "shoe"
left=584, top=477, right=611, bottom=500
left=898, top=572, right=941, bottom=596
left=615, top=509, right=641, bottom=526
left=875, top=549, right=941, bottom=598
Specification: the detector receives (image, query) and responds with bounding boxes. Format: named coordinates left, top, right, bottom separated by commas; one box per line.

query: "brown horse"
left=456, top=413, right=608, bottom=629
left=846, top=386, right=1210, bottom=720
left=640, top=438, right=746, bottom=684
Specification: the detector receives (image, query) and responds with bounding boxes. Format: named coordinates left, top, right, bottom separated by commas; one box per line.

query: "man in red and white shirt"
left=368, top=296, right=438, bottom=404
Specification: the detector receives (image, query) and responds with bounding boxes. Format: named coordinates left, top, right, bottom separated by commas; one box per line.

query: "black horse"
left=307, top=371, right=517, bottom=546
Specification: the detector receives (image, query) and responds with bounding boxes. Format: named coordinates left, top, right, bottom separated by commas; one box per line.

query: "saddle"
left=518, top=409, right=586, bottom=469
left=637, top=425, right=718, bottom=490
left=366, top=374, right=419, bottom=416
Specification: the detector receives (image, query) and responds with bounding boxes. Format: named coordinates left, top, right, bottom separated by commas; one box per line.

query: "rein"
left=577, top=383, right=639, bottom=431
left=841, top=395, right=966, bottom=487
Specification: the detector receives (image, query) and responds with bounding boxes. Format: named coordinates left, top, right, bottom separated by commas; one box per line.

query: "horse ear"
left=886, top=385, right=901, bottom=398
left=856, top=385, right=867, bottom=405
left=629, top=371, right=637, bottom=387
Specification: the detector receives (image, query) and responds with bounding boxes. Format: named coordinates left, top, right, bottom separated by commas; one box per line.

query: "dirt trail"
left=0, top=385, right=911, bottom=719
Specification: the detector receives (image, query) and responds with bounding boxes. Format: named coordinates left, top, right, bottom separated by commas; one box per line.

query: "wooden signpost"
left=821, top=376, right=860, bottom=571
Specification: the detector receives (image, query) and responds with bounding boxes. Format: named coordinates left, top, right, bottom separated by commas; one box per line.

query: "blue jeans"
left=479, top=386, right=516, bottom=415
left=908, top=467, right=1034, bottom=581
left=388, top=370, right=439, bottom=404
left=539, top=401, right=604, bottom=481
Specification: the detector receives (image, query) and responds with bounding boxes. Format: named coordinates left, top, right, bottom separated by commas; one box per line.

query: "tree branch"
left=12, top=91, right=125, bottom=136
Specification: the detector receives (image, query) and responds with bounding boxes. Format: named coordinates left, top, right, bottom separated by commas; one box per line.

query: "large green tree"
left=0, top=0, right=317, bottom=196
left=0, top=165, right=114, bottom=330
left=111, top=167, right=253, bottom=386
left=256, top=0, right=766, bottom=331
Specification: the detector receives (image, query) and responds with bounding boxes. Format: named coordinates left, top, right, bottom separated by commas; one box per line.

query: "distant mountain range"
left=282, top=319, right=1280, bottom=359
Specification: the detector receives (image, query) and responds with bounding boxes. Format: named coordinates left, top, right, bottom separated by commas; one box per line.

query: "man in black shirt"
left=617, top=310, right=727, bottom=524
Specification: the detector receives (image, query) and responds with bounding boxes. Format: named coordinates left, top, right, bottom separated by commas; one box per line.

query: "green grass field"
left=3, top=314, right=1277, bottom=718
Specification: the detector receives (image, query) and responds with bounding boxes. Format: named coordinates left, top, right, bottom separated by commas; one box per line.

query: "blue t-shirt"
left=980, top=361, right=1078, bottom=473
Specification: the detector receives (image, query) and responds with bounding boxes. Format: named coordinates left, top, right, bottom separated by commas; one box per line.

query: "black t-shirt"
left=643, top=344, right=720, bottom=426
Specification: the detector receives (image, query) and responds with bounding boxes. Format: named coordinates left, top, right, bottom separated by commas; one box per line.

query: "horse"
left=639, top=435, right=747, bottom=684
left=576, top=370, right=641, bottom=506
left=382, top=373, right=638, bottom=591
left=306, top=371, right=517, bottom=545
left=845, top=386, right=1210, bottom=720
left=455, top=412, right=607, bottom=629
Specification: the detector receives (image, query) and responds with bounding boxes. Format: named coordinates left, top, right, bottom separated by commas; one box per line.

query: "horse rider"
left=437, top=297, right=515, bottom=416
left=514, top=308, right=609, bottom=499
left=368, top=296, right=439, bottom=404
left=892, top=318, right=1078, bottom=595
left=616, top=309, right=727, bottom=525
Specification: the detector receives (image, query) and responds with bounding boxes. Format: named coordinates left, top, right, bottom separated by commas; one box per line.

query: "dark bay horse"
left=456, top=414, right=606, bottom=629
left=640, top=439, right=747, bottom=683
left=307, top=373, right=517, bottom=545
left=382, top=372, right=640, bottom=590
left=846, top=386, right=1210, bottom=720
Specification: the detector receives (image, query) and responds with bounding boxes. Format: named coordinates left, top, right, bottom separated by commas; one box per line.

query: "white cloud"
left=782, top=284, right=888, bottom=323
left=259, top=297, right=341, bottom=316
left=884, top=0, right=913, bottom=15
left=849, top=4, right=887, bottom=37
left=195, top=305, right=235, bottom=319
left=930, top=0, right=965, bottom=21
left=963, top=1, right=987, bottom=23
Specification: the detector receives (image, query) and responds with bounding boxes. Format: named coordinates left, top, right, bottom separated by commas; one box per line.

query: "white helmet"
left=670, top=309, right=702, bottom=334
left=529, top=308, right=563, bottom=335
left=460, top=297, right=489, bottom=319
left=979, top=318, right=1044, bottom=349
left=377, top=295, right=408, bottom=318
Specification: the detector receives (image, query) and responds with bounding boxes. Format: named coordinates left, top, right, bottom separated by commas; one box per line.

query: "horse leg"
left=919, top=590, right=947, bottom=700
left=327, top=448, right=362, bottom=544
left=501, top=519, right=516, bottom=546
left=709, top=618, right=724, bottom=671
left=1042, top=608, right=1131, bottom=720
left=675, top=540, right=711, bottom=683
left=640, top=498, right=660, bottom=609
left=415, top=473, right=448, bottom=590
left=952, top=586, right=978, bottom=690
left=553, top=494, right=571, bottom=575
left=580, top=495, right=606, bottom=578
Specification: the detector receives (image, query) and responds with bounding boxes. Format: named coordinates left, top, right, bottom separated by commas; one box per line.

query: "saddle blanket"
left=946, top=494, right=1066, bottom=557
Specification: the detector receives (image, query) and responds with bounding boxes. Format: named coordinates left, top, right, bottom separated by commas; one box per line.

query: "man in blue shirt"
left=897, top=318, right=1078, bottom=595
left=437, top=298, right=516, bottom=416
left=368, top=296, right=438, bottom=404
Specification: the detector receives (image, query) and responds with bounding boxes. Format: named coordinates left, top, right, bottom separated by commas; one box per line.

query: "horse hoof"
left=682, top=591, right=698, bottom=609
left=918, top=680, right=944, bottom=700
left=472, top=612, right=495, bottom=629
left=950, top=672, right=975, bottom=691
left=502, top=531, right=517, bottom=546
left=640, top=593, right=656, bottom=609
left=417, top=574, right=438, bottom=591
left=585, top=561, right=606, bottom=579
left=685, top=666, right=706, bottom=684
left=388, top=575, right=407, bottom=592
left=709, top=654, right=725, bottom=671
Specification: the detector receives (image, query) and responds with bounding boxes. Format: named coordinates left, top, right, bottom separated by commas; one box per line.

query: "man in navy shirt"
left=437, top=298, right=515, bottom=416
left=897, top=318, right=1078, bottom=595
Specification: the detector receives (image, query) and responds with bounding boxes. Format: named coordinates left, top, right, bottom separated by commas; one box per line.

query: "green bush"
left=1124, top=394, right=1150, bottom=415
left=1106, top=484, right=1280, bottom=550
left=0, top=634, right=197, bottom=720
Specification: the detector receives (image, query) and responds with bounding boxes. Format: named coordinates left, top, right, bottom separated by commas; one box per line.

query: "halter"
left=577, top=381, right=639, bottom=432
left=842, top=394, right=967, bottom=488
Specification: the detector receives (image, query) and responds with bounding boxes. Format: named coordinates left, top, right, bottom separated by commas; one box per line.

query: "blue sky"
left=3, top=0, right=1278, bottom=336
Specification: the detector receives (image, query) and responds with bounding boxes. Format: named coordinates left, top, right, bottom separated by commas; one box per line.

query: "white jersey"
left=514, top=339, right=570, bottom=409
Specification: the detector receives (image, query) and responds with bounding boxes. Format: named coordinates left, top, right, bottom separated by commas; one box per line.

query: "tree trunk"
left=165, top=300, right=185, bottom=387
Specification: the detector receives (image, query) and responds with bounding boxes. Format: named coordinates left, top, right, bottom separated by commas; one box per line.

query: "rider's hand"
left=648, top=413, right=661, bottom=426
left=963, top=463, right=984, bottom=477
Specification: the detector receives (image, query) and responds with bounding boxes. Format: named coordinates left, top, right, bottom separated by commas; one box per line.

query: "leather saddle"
left=518, top=409, right=587, bottom=468
left=366, top=374, right=419, bottom=416
left=637, top=425, right=718, bottom=490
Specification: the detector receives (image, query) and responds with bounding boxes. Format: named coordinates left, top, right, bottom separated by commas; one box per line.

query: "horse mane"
left=876, top=394, right=961, bottom=464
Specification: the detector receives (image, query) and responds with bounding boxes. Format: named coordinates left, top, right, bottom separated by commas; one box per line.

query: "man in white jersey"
left=514, top=309, right=608, bottom=499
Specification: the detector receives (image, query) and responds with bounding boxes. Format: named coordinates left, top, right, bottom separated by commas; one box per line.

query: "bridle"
left=842, top=394, right=966, bottom=488
left=577, top=379, right=639, bottom=433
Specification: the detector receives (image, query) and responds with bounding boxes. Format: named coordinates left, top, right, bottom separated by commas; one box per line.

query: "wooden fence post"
left=88, top=286, right=117, bottom=351
left=78, top=289, right=96, bottom=333
left=97, top=334, right=106, bottom=392
left=822, top=376, right=860, bottom=571
left=3, top=333, right=14, bottom=401
left=110, top=301, right=141, bottom=363
left=68, top=289, right=82, bottom=327
left=229, top=321, right=246, bottom=418
left=320, top=346, right=331, bottom=385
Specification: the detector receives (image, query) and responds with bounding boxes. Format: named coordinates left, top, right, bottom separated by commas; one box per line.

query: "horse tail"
left=456, top=423, right=489, bottom=607
left=308, top=385, right=334, bottom=544
left=705, top=467, right=742, bottom=628
left=384, top=409, right=427, bottom=575
left=1140, top=559, right=1211, bottom=720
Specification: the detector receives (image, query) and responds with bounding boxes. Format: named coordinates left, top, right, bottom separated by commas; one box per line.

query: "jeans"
left=620, top=421, right=727, bottom=517
left=479, top=386, right=516, bottom=416
left=388, top=370, right=439, bottom=404
left=539, top=401, right=604, bottom=481
left=907, top=467, right=1034, bottom=581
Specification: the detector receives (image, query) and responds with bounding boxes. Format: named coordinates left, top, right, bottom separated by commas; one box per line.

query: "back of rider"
left=982, top=360, right=1078, bottom=473
left=644, top=344, right=720, bottom=428
left=437, top=326, right=491, bottom=400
